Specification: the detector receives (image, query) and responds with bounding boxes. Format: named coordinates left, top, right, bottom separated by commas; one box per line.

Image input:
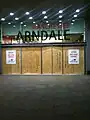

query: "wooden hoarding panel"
left=42, top=47, right=52, bottom=74
left=22, top=47, right=41, bottom=74
left=53, top=47, right=62, bottom=74
left=63, top=47, right=84, bottom=74
left=2, top=48, right=21, bottom=74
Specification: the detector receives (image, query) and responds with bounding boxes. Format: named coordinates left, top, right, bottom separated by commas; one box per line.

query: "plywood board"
left=42, top=47, right=52, bottom=74
left=2, top=48, right=21, bottom=74
left=53, top=47, right=62, bottom=74
left=63, top=47, right=84, bottom=74
left=22, top=47, right=41, bottom=74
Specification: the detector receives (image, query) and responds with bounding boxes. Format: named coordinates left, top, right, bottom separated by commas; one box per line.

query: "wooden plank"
left=22, top=47, right=41, bottom=74
left=2, top=48, right=21, bottom=74
left=53, top=47, right=62, bottom=74
left=42, top=47, right=52, bottom=74
left=63, top=47, right=84, bottom=74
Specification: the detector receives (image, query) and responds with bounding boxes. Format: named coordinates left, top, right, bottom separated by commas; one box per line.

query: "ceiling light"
left=72, top=20, right=75, bottom=22
left=59, top=20, right=62, bottom=22
left=59, top=10, right=63, bottom=13
left=15, top=17, right=19, bottom=20
left=36, top=24, right=38, bottom=26
left=24, top=24, right=26, bottom=27
left=10, top=12, right=14, bottom=16
left=33, top=21, right=36, bottom=23
left=42, top=11, right=46, bottom=14
left=44, top=16, right=48, bottom=19
left=59, top=23, right=62, bottom=25
left=25, top=12, right=29, bottom=15
left=20, top=22, right=23, bottom=24
left=13, top=25, right=16, bottom=27
left=46, top=21, right=48, bottom=23
left=71, top=23, right=74, bottom=25
left=29, top=17, right=33, bottom=19
left=74, top=14, right=77, bottom=17
left=76, top=9, right=80, bottom=12
left=59, top=15, right=62, bottom=18
left=1, top=18, right=5, bottom=21
left=47, top=24, right=50, bottom=26
left=8, top=22, right=11, bottom=25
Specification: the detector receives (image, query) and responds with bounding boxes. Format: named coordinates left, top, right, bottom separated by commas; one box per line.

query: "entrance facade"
left=2, top=43, right=85, bottom=75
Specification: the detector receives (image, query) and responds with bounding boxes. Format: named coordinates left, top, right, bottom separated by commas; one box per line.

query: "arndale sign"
left=16, top=29, right=70, bottom=43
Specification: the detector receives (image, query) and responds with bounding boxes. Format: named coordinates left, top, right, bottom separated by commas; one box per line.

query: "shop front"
left=0, top=18, right=86, bottom=75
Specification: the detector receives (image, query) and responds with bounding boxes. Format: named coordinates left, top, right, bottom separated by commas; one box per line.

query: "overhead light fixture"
left=33, top=21, right=36, bottom=23
left=42, top=11, right=46, bottom=14
left=59, top=15, right=62, bottom=18
left=46, top=21, right=48, bottom=23
left=59, top=23, right=62, bottom=25
left=74, top=14, right=77, bottom=17
left=1, top=18, right=5, bottom=21
left=71, top=23, right=74, bottom=25
left=10, top=12, right=14, bottom=16
left=59, top=20, right=62, bottom=22
left=36, top=24, right=38, bottom=26
left=59, top=10, right=63, bottom=13
left=13, top=25, right=16, bottom=28
left=47, top=24, right=50, bottom=26
left=76, top=9, right=80, bottom=13
left=72, top=20, right=75, bottom=22
left=44, top=16, right=48, bottom=19
left=15, top=17, right=19, bottom=20
left=24, top=24, right=26, bottom=27
left=29, top=17, right=33, bottom=19
left=8, top=22, right=11, bottom=25
left=20, top=22, right=23, bottom=24
left=25, top=12, right=29, bottom=15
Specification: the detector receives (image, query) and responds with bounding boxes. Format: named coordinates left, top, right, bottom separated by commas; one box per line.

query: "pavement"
left=1, top=75, right=90, bottom=120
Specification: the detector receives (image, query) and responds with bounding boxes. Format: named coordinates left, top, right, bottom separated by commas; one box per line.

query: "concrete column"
left=85, top=18, right=90, bottom=74
left=0, top=23, right=2, bottom=74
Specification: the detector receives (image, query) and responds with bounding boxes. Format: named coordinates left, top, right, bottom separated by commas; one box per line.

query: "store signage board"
left=16, top=30, right=70, bottom=43
left=6, top=50, right=16, bottom=64
left=68, top=49, right=79, bottom=64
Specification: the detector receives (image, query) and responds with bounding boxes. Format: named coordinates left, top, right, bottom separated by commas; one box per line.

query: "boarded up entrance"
left=2, top=45, right=85, bottom=75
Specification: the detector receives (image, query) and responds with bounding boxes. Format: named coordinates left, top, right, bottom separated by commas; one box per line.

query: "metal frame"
left=1, top=42, right=86, bottom=48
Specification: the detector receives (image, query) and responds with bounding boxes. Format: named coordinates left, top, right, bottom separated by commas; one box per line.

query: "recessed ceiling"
left=0, top=2, right=90, bottom=25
